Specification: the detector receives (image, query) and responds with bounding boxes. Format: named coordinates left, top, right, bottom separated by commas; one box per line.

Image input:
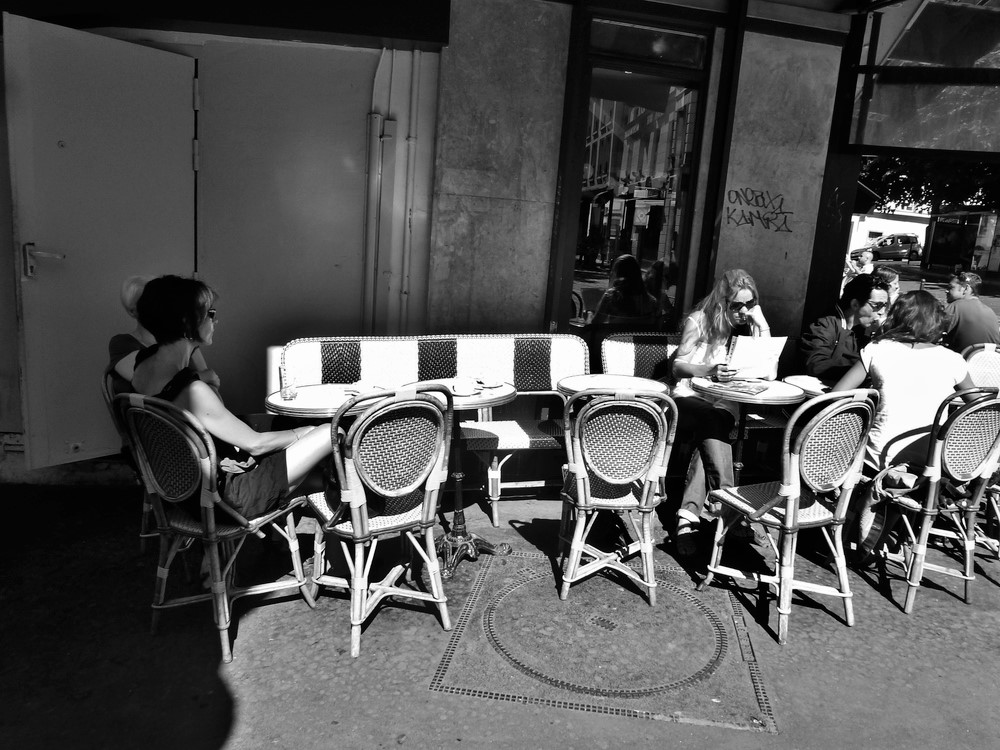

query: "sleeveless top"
left=134, top=345, right=256, bottom=479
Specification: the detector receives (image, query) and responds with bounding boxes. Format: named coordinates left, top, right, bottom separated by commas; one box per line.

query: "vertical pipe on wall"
left=399, top=50, right=421, bottom=333
left=363, top=111, right=383, bottom=334
left=363, top=50, right=389, bottom=333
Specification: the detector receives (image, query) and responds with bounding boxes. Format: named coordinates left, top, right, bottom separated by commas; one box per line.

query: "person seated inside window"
left=591, top=254, right=659, bottom=324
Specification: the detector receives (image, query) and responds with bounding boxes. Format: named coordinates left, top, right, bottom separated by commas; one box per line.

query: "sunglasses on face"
left=867, top=300, right=887, bottom=312
left=206, top=308, right=218, bottom=321
left=728, top=298, right=757, bottom=313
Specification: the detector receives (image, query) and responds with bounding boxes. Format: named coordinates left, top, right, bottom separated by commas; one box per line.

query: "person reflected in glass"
left=591, top=253, right=658, bottom=324
left=668, top=269, right=772, bottom=556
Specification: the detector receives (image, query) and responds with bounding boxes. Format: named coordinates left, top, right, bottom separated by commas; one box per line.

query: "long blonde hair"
left=692, top=268, right=759, bottom=349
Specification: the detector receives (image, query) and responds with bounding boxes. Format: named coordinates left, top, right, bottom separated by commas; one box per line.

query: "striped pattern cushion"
left=459, top=419, right=564, bottom=451
left=282, top=334, right=588, bottom=392
left=601, top=333, right=680, bottom=378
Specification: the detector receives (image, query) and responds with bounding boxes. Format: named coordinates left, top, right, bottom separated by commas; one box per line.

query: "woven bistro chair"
left=114, top=393, right=315, bottom=663
left=868, top=388, right=1000, bottom=614
left=559, top=389, right=677, bottom=604
left=102, top=367, right=159, bottom=551
left=962, top=344, right=1000, bottom=558
left=698, top=389, right=878, bottom=644
left=307, top=385, right=453, bottom=657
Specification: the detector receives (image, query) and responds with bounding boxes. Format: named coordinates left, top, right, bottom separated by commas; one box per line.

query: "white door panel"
left=4, top=13, right=194, bottom=467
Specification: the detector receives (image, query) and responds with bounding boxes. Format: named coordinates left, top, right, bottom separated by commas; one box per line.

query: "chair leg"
left=560, top=509, right=588, bottom=600
left=696, top=516, right=727, bottom=592
left=203, top=539, right=233, bottom=663
left=422, top=528, right=452, bottom=631
left=902, top=507, right=935, bottom=614
left=139, top=492, right=155, bottom=552
left=831, top=525, right=855, bottom=627
left=151, top=533, right=187, bottom=635
left=776, top=528, right=798, bottom=646
left=640, top=511, right=657, bottom=606
left=960, top=506, right=977, bottom=603
left=349, top=542, right=368, bottom=658
left=558, top=500, right=574, bottom=562
left=285, top=514, right=316, bottom=608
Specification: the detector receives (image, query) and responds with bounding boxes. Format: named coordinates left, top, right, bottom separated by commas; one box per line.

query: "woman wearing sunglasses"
left=667, top=268, right=772, bottom=556
left=130, top=275, right=333, bottom=518
left=107, top=274, right=220, bottom=396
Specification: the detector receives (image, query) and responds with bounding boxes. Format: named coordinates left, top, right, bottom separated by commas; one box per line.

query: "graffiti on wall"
left=725, top=187, right=793, bottom=232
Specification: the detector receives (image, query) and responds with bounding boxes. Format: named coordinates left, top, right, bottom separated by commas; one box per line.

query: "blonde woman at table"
left=669, top=268, right=772, bottom=556
left=131, top=275, right=333, bottom=519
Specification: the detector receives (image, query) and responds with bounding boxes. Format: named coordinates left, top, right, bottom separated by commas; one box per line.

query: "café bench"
left=277, top=333, right=590, bottom=526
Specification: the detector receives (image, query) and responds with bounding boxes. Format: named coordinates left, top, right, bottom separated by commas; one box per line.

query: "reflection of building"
left=581, top=86, right=697, bottom=269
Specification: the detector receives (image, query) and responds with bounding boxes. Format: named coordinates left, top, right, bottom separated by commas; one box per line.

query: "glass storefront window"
left=574, top=65, right=700, bottom=331
left=590, top=19, right=707, bottom=69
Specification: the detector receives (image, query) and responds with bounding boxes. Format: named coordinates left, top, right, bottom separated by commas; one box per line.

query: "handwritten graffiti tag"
left=725, top=187, right=793, bottom=232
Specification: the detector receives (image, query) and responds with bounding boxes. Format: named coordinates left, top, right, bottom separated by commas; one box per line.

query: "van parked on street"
left=850, top=233, right=923, bottom=261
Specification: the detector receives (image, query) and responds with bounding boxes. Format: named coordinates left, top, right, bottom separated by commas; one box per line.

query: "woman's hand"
left=709, top=363, right=740, bottom=382
left=747, top=305, right=770, bottom=335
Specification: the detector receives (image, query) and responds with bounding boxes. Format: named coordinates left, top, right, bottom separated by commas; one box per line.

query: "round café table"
left=406, top=378, right=518, bottom=578
left=690, top=377, right=806, bottom=483
left=557, top=373, right=669, bottom=398
left=265, top=383, right=387, bottom=418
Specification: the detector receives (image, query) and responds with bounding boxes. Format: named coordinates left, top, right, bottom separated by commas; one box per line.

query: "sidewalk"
left=2, top=480, right=998, bottom=749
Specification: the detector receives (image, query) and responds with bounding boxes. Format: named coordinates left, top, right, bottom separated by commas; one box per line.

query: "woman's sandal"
left=675, top=518, right=700, bottom=556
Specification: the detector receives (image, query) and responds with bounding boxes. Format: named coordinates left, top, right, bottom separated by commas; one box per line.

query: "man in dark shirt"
left=943, top=271, right=1000, bottom=353
left=800, top=274, right=890, bottom=386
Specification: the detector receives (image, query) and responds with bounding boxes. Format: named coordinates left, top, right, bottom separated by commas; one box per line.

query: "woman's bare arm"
left=181, top=380, right=304, bottom=455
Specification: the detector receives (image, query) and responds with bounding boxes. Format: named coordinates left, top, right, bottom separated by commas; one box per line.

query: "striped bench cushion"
left=282, top=334, right=589, bottom=392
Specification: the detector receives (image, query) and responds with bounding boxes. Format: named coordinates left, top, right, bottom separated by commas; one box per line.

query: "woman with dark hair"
left=669, top=268, right=773, bottom=555
left=107, top=274, right=219, bottom=394
left=592, top=254, right=658, bottom=322
left=833, top=290, right=973, bottom=470
left=131, top=275, right=333, bottom=517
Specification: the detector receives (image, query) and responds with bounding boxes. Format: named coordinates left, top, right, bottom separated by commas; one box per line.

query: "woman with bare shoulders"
left=131, top=275, right=332, bottom=517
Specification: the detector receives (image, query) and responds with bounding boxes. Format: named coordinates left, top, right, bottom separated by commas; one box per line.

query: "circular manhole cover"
left=483, top=570, right=727, bottom=697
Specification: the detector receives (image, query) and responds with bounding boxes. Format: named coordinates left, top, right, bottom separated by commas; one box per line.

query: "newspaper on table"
left=725, top=335, right=787, bottom=381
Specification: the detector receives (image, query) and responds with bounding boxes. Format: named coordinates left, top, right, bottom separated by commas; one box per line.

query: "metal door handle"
left=22, top=243, right=67, bottom=278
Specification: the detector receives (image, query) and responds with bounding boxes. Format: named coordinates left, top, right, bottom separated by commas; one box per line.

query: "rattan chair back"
left=963, top=344, right=1000, bottom=388
left=935, top=389, right=1000, bottom=483
left=778, top=389, right=878, bottom=521
left=329, top=385, right=453, bottom=540
left=790, top=391, right=877, bottom=495
left=565, top=389, right=677, bottom=508
left=116, top=393, right=211, bottom=505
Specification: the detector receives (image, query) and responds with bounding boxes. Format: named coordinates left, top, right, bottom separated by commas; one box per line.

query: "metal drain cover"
left=483, top=570, right=727, bottom=697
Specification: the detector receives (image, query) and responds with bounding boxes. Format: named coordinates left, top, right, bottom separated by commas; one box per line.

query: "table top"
left=266, top=378, right=518, bottom=417
left=557, top=373, right=669, bottom=397
left=409, top=378, right=517, bottom=411
left=781, top=374, right=829, bottom=398
left=690, top=377, right=806, bottom=406
left=265, top=383, right=385, bottom=418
